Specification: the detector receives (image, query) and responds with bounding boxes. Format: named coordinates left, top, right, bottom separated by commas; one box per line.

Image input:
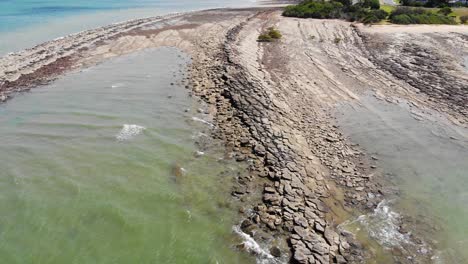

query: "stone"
left=270, top=246, right=281, bottom=258
left=312, top=243, right=329, bottom=256
left=315, top=222, right=325, bottom=233
left=335, top=255, right=347, bottom=264
left=240, top=219, right=253, bottom=232
left=294, top=215, right=308, bottom=228
left=254, top=144, right=266, bottom=156
left=324, top=226, right=339, bottom=246
left=293, top=226, right=308, bottom=238
left=293, top=250, right=308, bottom=264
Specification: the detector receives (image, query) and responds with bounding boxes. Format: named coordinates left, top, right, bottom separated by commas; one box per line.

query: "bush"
left=282, top=0, right=387, bottom=24
left=283, top=1, right=344, bottom=19
left=267, top=27, right=282, bottom=39
left=389, top=7, right=456, bottom=24
left=361, top=0, right=380, bottom=10
left=461, top=15, right=468, bottom=24
left=258, top=33, right=273, bottom=42
left=372, top=9, right=389, bottom=20
left=437, top=6, right=452, bottom=16
left=257, top=27, right=282, bottom=42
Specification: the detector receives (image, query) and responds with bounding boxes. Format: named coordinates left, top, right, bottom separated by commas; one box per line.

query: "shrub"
left=267, top=27, right=282, bottom=39
left=334, top=37, right=342, bottom=44
left=389, top=7, right=456, bottom=24
left=372, top=9, right=389, bottom=20
left=461, top=15, right=468, bottom=24
left=437, top=6, right=452, bottom=16
left=257, top=27, right=282, bottom=42
left=282, top=0, right=386, bottom=24
left=361, top=0, right=380, bottom=10
left=258, top=33, right=273, bottom=42
left=283, top=1, right=344, bottom=19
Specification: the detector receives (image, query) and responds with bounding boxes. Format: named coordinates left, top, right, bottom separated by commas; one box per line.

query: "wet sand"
left=0, top=6, right=467, bottom=264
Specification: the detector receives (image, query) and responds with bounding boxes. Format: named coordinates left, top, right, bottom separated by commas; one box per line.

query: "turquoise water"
left=0, top=48, right=253, bottom=263
left=0, top=0, right=255, bottom=55
left=0, top=0, right=252, bottom=32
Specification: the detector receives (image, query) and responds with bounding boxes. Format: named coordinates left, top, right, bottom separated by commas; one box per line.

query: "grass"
left=380, top=5, right=468, bottom=24
left=452, top=7, right=468, bottom=23
left=380, top=5, right=396, bottom=13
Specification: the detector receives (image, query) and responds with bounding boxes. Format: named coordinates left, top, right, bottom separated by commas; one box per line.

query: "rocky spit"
left=186, top=14, right=382, bottom=264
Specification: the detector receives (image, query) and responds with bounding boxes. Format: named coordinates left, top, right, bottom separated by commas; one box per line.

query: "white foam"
left=191, top=117, right=214, bottom=127
left=116, top=124, right=145, bottom=141
left=355, top=200, right=412, bottom=248
left=232, top=225, right=282, bottom=264
left=111, top=82, right=125, bottom=88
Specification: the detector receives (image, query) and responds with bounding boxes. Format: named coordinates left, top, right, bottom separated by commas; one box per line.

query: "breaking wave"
left=232, top=225, right=282, bottom=264
left=116, top=124, right=145, bottom=141
left=355, top=200, right=412, bottom=248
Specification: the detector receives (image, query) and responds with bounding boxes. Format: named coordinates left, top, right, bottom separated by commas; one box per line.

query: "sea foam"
left=355, top=200, right=412, bottom=248
left=232, top=225, right=282, bottom=264
left=116, top=124, right=145, bottom=141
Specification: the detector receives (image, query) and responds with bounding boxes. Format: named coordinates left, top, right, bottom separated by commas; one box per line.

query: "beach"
left=0, top=4, right=468, bottom=264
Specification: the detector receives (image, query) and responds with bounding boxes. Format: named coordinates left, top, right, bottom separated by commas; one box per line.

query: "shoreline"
left=1, top=6, right=467, bottom=264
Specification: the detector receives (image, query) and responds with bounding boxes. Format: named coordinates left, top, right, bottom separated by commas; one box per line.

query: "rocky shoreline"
left=188, top=18, right=373, bottom=264
left=1, top=6, right=467, bottom=264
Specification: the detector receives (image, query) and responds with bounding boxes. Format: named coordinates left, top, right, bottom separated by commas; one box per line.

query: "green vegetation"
left=437, top=6, right=452, bottom=15
left=461, top=15, right=468, bottom=23
left=283, top=0, right=464, bottom=24
left=402, top=0, right=467, bottom=8
left=283, top=1, right=344, bottom=19
left=389, top=7, right=456, bottom=24
left=258, top=27, right=283, bottom=42
left=283, top=0, right=389, bottom=24
left=453, top=7, right=468, bottom=22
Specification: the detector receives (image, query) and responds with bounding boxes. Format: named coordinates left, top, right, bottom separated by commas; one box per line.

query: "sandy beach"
left=1, top=5, right=467, bottom=264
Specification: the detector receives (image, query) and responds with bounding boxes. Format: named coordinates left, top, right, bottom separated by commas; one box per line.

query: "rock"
left=335, top=255, right=347, bottom=264
left=240, top=219, right=253, bottom=232
left=236, top=154, right=246, bottom=161
left=270, top=246, right=281, bottom=257
left=312, top=243, right=329, bottom=256
left=293, top=245, right=312, bottom=264
left=315, top=222, right=325, bottom=233
left=293, top=226, right=308, bottom=238
left=324, top=226, right=339, bottom=246
left=0, top=94, right=7, bottom=102
left=254, top=144, right=266, bottom=156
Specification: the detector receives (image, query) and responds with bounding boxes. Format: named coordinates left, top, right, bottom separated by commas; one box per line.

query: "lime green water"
left=0, top=48, right=253, bottom=264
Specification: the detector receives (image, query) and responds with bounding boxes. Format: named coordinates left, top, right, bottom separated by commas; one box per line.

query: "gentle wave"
left=191, top=116, right=214, bottom=127
left=115, top=124, right=145, bottom=141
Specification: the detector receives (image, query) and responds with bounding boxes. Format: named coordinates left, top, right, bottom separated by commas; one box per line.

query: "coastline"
left=1, top=5, right=467, bottom=264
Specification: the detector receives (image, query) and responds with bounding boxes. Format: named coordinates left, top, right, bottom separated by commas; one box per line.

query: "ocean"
left=0, top=0, right=255, bottom=55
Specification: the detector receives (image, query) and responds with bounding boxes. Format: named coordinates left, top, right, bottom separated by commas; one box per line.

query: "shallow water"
left=0, top=0, right=255, bottom=55
left=336, top=95, right=468, bottom=263
left=0, top=48, right=253, bottom=263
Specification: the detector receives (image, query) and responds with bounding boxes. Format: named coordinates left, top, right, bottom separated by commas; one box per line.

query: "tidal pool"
left=336, top=94, right=468, bottom=263
left=0, top=48, right=253, bottom=263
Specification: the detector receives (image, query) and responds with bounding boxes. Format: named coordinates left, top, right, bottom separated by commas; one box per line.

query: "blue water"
left=0, top=0, right=255, bottom=54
